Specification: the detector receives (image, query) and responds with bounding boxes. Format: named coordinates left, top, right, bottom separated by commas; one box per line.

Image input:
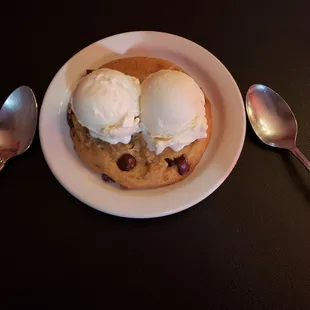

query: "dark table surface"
left=1, top=1, right=310, bottom=309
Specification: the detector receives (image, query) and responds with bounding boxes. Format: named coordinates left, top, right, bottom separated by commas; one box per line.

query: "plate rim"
left=39, top=30, right=246, bottom=218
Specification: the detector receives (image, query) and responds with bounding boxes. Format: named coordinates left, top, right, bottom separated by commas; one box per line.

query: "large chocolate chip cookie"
left=69, top=57, right=212, bottom=189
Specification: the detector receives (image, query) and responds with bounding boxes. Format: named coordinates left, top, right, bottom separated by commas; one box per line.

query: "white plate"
left=39, top=31, right=246, bottom=218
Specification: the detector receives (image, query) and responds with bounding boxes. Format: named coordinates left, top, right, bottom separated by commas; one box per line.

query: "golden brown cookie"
left=69, top=57, right=212, bottom=189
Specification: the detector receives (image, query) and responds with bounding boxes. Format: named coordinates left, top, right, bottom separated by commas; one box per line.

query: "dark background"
left=1, top=1, right=310, bottom=309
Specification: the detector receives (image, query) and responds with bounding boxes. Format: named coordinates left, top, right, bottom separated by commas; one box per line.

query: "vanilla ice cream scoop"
left=72, top=68, right=141, bottom=144
left=140, top=70, right=208, bottom=155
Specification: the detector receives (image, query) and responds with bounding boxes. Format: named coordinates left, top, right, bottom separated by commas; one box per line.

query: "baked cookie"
left=68, top=57, right=212, bottom=189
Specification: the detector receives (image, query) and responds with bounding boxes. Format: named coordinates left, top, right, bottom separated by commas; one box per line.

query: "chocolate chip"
left=117, top=154, right=136, bottom=171
left=178, top=162, right=190, bottom=175
left=165, top=158, right=175, bottom=167
left=101, top=174, right=115, bottom=183
left=67, top=105, right=73, bottom=128
left=86, top=69, right=94, bottom=75
left=175, top=155, right=190, bottom=175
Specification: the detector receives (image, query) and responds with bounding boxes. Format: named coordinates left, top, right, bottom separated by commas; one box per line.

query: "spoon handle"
left=0, top=157, right=7, bottom=172
left=290, top=147, right=310, bottom=172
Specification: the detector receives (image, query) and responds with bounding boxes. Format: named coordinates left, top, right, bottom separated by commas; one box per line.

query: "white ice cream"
left=71, top=68, right=141, bottom=144
left=140, top=70, right=208, bottom=155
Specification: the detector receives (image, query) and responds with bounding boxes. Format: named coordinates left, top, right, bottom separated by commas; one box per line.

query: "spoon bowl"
left=246, top=84, right=310, bottom=171
left=0, top=86, right=38, bottom=171
left=246, top=84, right=297, bottom=149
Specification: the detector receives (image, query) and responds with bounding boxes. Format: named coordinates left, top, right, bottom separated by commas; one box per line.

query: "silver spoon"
left=0, top=86, right=38, bottom=172
left=246, top=84, right=310, bottom=172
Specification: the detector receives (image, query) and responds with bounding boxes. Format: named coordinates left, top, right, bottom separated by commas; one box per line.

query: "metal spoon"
left=246, top=84, right=310, bottom=172
left=0, top=86, right=38, bottom=172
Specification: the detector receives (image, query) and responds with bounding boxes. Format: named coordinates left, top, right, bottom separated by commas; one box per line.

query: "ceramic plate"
left=39, top=31, right=246, bottom=218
